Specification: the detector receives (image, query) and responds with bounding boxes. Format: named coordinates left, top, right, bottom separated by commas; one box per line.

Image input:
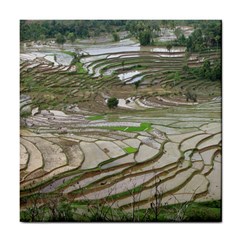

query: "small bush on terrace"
left=107, top=97, right=119, bottom=109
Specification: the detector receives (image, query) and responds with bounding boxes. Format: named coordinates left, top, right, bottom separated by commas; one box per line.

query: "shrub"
left=112, top=32, right=120, bottom=42
left=185, top=91, right=197, bottom=102
left=107, top=97, right=119, bottom=109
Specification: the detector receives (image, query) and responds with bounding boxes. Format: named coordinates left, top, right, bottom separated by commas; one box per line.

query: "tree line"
left=20, top=20, right=128, bottom=41
left=173, top=21, right=222, bottom=52
left=20, top=20, right=180, bottom=43
left=20, top=20, right=221, bottom=51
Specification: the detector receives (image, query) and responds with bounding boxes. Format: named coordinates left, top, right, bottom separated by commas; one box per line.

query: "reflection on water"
left=118, top=71, right=140, bottom=81
left=55, top=53, right=73, bottom=65
left=150, top=47, right=186, bottom=53
left=118, top=71, right=143, bottom=84
left=84, top=45, right=140, bottom=55
left=159, top=54, right=185, bottom=58
left=129, top=75, right=143, bottom=84
left=20, top=51, right=73, bottom=65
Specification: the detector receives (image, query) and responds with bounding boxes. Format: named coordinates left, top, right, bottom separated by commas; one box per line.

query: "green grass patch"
left=130, top=200, right=221, bottom=222
left=62, top=50, right=76, bottom=57
left=101, top=122, right=152, bottom=132
left=86, top=115, right=105, bottom=121
left=139, top=122, right=152, bottom=131
left=124, top=147, right=138, bottom=154
left=20, top=111, right=31, bottom=118
left=102, top=126, right=126, bottom=131
left=75, top=62, right=87, bottom=74
left=178, top=200, right=221, bottom=222
left=21, top=76, right=33, bottom=83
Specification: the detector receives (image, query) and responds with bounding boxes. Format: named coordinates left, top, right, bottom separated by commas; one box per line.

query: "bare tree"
left=150, top=176, right=162, bottom=221
left=169, top=185, right=201, bottom=222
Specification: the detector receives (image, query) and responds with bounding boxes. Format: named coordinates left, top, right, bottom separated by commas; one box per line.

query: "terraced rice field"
left=20, top=36, right=221, bottom=220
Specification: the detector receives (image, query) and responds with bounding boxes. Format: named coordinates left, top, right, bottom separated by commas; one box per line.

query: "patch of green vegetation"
left=86, top=115, right=105, bottom=121
left=20, top=111, right=31, bottom=118
left=178, top=200, right=221, bottom=222
left=124, top=200, right=221, bottom=222
left=39, top=102, right=51, bottom=110
left=20, top=198, right=76, bottom=222
left=140, top=122, right=152, bottom=131
left=152, top=41, right=175, bottom=47
left=62, top=50, right=75, bottom=57
left=21, top=76, right=33, bottom=83
left=124, top=147, right=138, bottom=154
left=101, top=122, right=152, bottom=132
left=166, top=72, right=175, bottom=80
left=101, top=126, right=127, bottom=131
left=21, top=76, right=38, bottom=91
left=73, top=199, right=221, bottom=222
left=75, top=62, right=87, bottom=74
left=129, top=64, right=148, bottom=70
